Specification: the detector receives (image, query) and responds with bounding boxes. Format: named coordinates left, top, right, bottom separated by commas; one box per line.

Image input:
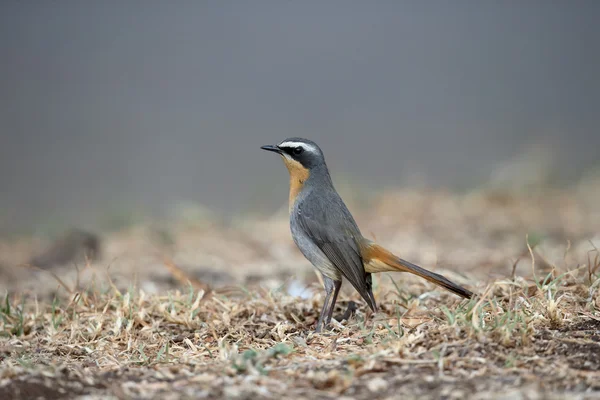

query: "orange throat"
left=282, top=156, right=310, bottom=212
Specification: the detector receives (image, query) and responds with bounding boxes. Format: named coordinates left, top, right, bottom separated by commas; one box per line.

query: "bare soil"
left=1, top=185, right=599, bottom=399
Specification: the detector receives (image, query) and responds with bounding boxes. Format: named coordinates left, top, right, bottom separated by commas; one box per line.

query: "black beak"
left=260, top=144, right=282, bottom=154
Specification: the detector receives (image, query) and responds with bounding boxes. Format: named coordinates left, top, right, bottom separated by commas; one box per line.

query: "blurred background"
left=1, top=1, right=599, bottom=234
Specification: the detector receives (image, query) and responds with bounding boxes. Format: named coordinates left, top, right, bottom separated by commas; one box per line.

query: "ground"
left=1, top=182, right=599, bottom=399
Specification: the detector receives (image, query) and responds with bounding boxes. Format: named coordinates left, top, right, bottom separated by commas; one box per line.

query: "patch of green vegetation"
left=231, top=343, right=295, bottom=374
left=0, top=294, right=26, bottom=336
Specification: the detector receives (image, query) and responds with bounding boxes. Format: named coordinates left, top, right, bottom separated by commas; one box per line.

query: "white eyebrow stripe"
left=278, top=141, right=317, bottom=153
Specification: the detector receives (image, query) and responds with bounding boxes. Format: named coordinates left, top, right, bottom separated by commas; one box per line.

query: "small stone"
left=367, top=376, right=389, bottom=393
left=223, top=386, right=242, bottom=398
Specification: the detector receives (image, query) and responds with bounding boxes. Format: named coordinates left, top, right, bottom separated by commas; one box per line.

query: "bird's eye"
left=293, top=147, right=304, bottom=155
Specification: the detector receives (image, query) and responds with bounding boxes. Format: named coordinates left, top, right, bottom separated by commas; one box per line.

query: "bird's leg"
left=325, top=280, right=342, bottom=326
left=334, top=301, right=357, bottom=323
left=315, top=276, right=336, bottom=333
left=314, top=296, right=330, bottom=333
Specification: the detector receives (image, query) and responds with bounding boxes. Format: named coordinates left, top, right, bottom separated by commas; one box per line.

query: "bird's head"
left=260, top=138, right=327, bottom=176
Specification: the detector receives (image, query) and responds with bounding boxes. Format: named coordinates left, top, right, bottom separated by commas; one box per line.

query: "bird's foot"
left=334, top=301, right=357, bottom=323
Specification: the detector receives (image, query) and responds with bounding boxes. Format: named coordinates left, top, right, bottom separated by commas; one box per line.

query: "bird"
left=261, top=138, right=474, bottom=332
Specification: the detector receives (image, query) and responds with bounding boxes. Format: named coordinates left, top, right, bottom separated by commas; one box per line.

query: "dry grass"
left=1, top=183, right=600, bottom=399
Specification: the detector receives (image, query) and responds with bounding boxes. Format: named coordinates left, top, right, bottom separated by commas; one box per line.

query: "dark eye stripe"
left=281, top=146, right=304, bottom=156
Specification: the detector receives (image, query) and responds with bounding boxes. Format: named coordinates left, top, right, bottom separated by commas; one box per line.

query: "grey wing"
left=296, top=194, right=376, bottom=310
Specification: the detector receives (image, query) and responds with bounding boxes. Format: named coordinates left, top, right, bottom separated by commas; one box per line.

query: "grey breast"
left=290, top=189, right=343, bottom=281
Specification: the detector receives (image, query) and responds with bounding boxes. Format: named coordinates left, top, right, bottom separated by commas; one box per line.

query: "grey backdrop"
left=1, top=1, right=599, bottom=231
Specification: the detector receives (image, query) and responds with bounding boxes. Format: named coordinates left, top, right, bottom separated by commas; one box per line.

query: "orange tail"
left=361, top=242, right=473, bottom=299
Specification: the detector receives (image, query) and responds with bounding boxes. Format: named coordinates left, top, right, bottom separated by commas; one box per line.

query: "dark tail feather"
left=395, top=258, right=474, bottom=299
